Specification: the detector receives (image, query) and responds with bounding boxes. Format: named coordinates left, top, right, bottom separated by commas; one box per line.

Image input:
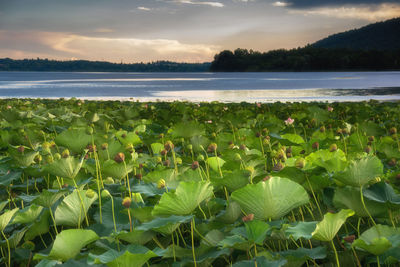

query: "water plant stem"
left=330, top=240, right=340, bottom=267
left=191, top=218, right=197, bottom=267
left=359, top=185, right=376, bottom=226
left=1, top=230, right=10, bottom=267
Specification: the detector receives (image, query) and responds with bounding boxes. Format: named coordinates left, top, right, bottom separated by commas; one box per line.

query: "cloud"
left=94, top=28, right=114, bottom=33
left=272, top=1, right=289, bottom=7
left=281, top=0, right=400, bottom=9
left=173, top=0, right=224, bottom=7
left=137, top=6, right=152, bottom=11
left=288, top=3, right=400, bottom=21
left=0, top=31, right=220, bottom=62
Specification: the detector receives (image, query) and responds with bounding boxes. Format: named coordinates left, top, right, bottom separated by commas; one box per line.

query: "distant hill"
left=313, top=17, right=400, bottom=50
left=0, top=58, right=211, bottom=72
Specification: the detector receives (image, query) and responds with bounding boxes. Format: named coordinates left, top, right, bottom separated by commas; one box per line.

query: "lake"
left=0, top=71, right=400, bottom=102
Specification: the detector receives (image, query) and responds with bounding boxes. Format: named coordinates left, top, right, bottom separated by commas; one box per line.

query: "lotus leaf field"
left=1, top=99, right=400, bottom=267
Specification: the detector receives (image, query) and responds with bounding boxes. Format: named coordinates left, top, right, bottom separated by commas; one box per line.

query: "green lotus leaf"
left=244, top=220, right=271, bottom=245
left=305, top=149, right=347, bottom=173
left=8, top=146, right=39, bottom=168
left=218, top=234, right=249, bottom=249
left=0, top=227, right=28, bottom=248
left=44, top=156, right=84, bottom=179
left=101, top=159, right=133, bottom=180
left=33, top=189, right=66, bottom=207
left=0, top=170, right=22, bottom=187
left=132, top=183, right=166, bottom=197
left=55, top=189, right=98, bottom=227
left=143, top=168, right=177, bottom=184
left=352, top=225, right=400, bottom=255
left=212, top=169, right=250, bottom=192
left=231, top=177, right=309, bottom=220
left=24, top=209, right=50, bottom=241
left=171, top=121, right=205, bottom=139
left=117, top=230, right=155, bottom=245
left=202, top=229, right=225, bottom=247
left=285, top=221, right=318, bottom=241
left=207, top=157, right=226, bottom=173
left=47, top=229, right=99, bottom=262
left=88, top=245, right=157, bottom=267
left=281, top=133, right=305, bottom=145
left=334, top=156, right=383, bottom=187
left=312, top=209, right=355, bottom=242
left=216, top=200, right=242, bottom=224
left=152, top=181, right=213, bottom=216
left=0, top=201, right=9, bottom=213
left=136, top=215, right=193, bottom=235
left=55, top=129, right=92, bottom=153
left=333, top=186, right=387, bottom=217
left=232, top=256, right=287, bottom=267
left=279, top=247, right=327, bottom=261
left=12, top=204, right=43, bottom=224
left=115, top=130, right=142, bottom=146
left=150, top=143, right=164, bottom=155
left=0, top=207, right=19, bottom=231
left=363, top=182, right=400, bottom=209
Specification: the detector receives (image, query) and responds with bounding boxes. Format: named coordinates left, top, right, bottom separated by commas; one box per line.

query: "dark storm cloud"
left=283, top=0, right=400, bottom=9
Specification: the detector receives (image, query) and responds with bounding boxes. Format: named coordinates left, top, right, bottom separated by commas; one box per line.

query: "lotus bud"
left=101, top=189, right=111, bottom=199
left=164, top=141, right=174, bottom=151
left=132, top=192, right=144, bottom=203
left=191, top=161, right=199, bottom=170
left=159, top=133, right=164, bottom=139
left=86, top=189, right=96, bottom=198
left=54, top=153, right=61, bottom=160
left=295, top=158, right=306, bottom=169
left=42, top=142, right=51, bottom=153
left=34, top=154, right=42, bottom=163
left=286, top=152, right=292, bottom=158
left=375, top=177, right=381, bottom=183
left=101, top=143, right=108, bottom=150
left=17, top=145, right=25, bottom=153
left=61, top=149, right=70, bottom=158
left=207, top=143, right=218, bottom=153
left=104, top=177, right=114, bottom=185
left=122, top=197, right=132, bottom=209
left=245, top=166, right=255, bottom=175
left=312, top=142, right=319, bottom=150
left=186, top=144, right=193, bottom=150
left=197, top=154, right=205, bottom=161
left=234, top=153, right=242, bottom=161
left=390, top=127, right=397, bottom=135
left=157, top=179, right=166, bottom=189
left=21, top=241, right=35, bottom=250
left=114, top=152, right=125, bottom=163
left=329, top=144, right=337, bottom=152
left=163, top=159, right=170, bottom=167
left=199, top=145, right=205, bottom=151
left=242, top=213, right=254, bottom=222
left=263, top=136, right=270, bottom=145
left=262, top=128, right=268, bottom=135
left=86, top=126, right=94, bottom=135
left=156, top=156, right=162, bottom=163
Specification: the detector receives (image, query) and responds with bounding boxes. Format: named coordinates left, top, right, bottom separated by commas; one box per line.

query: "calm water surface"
left=1, top=71, right=400, bottom=102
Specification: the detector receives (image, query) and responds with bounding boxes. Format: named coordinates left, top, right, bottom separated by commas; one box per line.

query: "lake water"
left=0, top=71, right=400, bottom=102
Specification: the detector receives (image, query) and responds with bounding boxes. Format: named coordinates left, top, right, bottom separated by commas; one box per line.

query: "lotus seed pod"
left=121, top=133, right=127, bottom=138
left=234, top=153, right=242, bottom=161
left=245, top=166, right=255, bottom=174
left=389, top=158, right=397, bottom=167
left=365, top=146, right=372, bottom=153
left=86, top=144, right=96, bottom=153
left=42, top=141, right=51, bottom=152
left=135, top=173, right=142, bottom=180
left=197, top=154, right=205, bottom=161
left=390, top=127, right=397, bottom=135
left=101, top=189, right=111, bottom=199
left=122, top=197, right=132, bottom=209
left=114, top=152, right=125, bottom=163
left=295, top=158, right=306, bottom=169
left=239, top=144, right=247, bottom=151
left=207, top=143, right=217, bottom=153
left=21, top=241, right=35, bottom=250
left=191, top=161, right=199, bottom=170
left=132, top=192, right=144, bottom=203
left=101, top=143, right=108, bottom=150
left=320, top=126, right=326, bottom=133
left=125, top=143, right=134, bottom=153
left=160, top=149, right=167, bottom=156
left=54, top=153, right=61, bottom=160
left=272, top=162, right=284, bottom=171
left=86, top=189, right=96, bottom=198
left=242, top=213, right=254, bottom=222
left=157, top=179, right=166, bottom=189
left=186, top=144, right=193, bottom=150
left=343, top=235, right=355, bottom=244
left=329, top=144, right=338, bottom=152
left=17, top=145, right=25, bottom=153
left=61, top=149, right=70, bottom=158
left=156, top=156, right=162, bottom=163
left=164, top=141, right=174, bottom=151
left=263, top=175, right=271, bottom=181
left=312, top=142, right=319, bottom=150
left=104, top=177, right=114, bottom=185
left=46, top=155, right=54, bottom=164
left=163, top=159, right=170, bottom=167
left=176, top=157, right=182, bottom=165
left=34, top=154, right=42, bottom=163
left=368, top=136, right=375, bottom=142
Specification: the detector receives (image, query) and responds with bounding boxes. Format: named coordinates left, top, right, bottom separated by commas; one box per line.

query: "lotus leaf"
left=363, top=181, right=400, bottom=209
left=152, top=181, right=213, bottom=216
left=353, top=224, right=400, bottom=255
left=102, top=159, right=133, bottom=180
left=231, top=177, right=309, bottom=220
left=306, top=149, right=347, bottom=173
left=207, top=156, right=226, bottom=173
left=244, top=220, right=271, bottom=245
left=44, top=156, right=84, bottom=179
left=285, top=221, right=318, bottom=240
left=312, top=209, right=355, bottom=241
left=55, top=129, right=92, bottom=153
left=12, top=204, right=43, bottom=224
left=0, top=207, right=19, bottom=231
left=115, top=130, right=142, bottom=146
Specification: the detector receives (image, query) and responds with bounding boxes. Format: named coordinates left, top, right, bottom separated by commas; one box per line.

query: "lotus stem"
left=171, top=150, right=178, bottom=174
left=330, top=240, right=340, bottom=267
left=72, top=179, right=89, bottom=227
left=376, top=255, right=381, bottom=267
left=123, top=161, right=132, bottom=198
left=305, top=175, right=323, bottom=218
left=214, top=150, right=223, bottom=178
left=359, top=185, right=376, bottom=226
left=171, top=233, right=176, bottom=262
left=191, top=218, right=197, bottom=267
left=388, top=209, right=396, bottom=228
left=48, top=207, right=59, bottom=234
left=177, top=226, right=187, bottom=247
left=1, top=230, right=11, bottom=267
left=253, top=243, right=258, bottom=267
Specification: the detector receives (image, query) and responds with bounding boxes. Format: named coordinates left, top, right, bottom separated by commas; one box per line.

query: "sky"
left=0, top=0, right=399, bottom=63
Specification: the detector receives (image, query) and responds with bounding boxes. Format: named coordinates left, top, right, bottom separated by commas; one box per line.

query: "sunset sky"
left=1, top=0, right=399, bottom=63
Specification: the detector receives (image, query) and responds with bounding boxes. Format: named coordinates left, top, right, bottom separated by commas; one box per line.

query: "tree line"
left=210, top=46, right=400, bottom=72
